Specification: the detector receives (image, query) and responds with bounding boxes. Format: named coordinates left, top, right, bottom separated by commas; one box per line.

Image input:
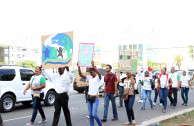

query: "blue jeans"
left=181, top=87, right=189, bottom=104
left=142, top=90, right=153, bottom=109
left=31, top=93, right=46, bottom=123
left=154, top=89, right=159, bottom=103
left=88, top=98, right=102, bottom=126
left=124, top=95, right=135, bottom=123
left=159, top=88, right=169, bottom=110
left=138, top=84, right=143, bottom=100
left=103, top=93, right=118, bottom=120
left=118, top=85, right=124, bottom=107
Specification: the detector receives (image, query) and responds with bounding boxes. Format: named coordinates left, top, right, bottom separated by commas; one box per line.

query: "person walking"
left=42, top=66, right=73, bottom=126
left=158, top=67, right=172, bottom=113
left=117, top=72, right=126, bottom=108
left=180, top=71, right=193, bottom=106
left=168, top=67, right=181, bottom=109
left=122, top=72, right=136, bottom=125
left=139, top=71, right=154, bottom=110
left=78, top=61, right=103, bottom=126
left=24, top=66, right=47, bottom=126
left=153, top=73, right=162, bottom=106
left=101, top=65, right=118, bottom=122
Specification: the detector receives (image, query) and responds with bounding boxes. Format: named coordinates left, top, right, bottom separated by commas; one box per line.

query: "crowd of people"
left=20, top=62, right=193, bottom=126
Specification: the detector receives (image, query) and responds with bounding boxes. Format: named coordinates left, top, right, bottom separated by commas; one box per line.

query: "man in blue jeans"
left=101, top=65, right=118, bottom=122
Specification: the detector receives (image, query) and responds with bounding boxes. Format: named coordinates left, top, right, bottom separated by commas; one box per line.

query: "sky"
left=0, top=0, right=194, bottom=51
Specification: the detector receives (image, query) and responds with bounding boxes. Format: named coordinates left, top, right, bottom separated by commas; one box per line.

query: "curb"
left=139, top=107, right=194, bottom=126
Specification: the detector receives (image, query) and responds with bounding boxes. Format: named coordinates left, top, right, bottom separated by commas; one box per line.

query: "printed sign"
left=78, top=43, right=94, bottom=67
left=118, top=50, right=138, bottom=73
left=41, top=31, right=73, bottom=69
left=137, top=67, right=153, bottom=80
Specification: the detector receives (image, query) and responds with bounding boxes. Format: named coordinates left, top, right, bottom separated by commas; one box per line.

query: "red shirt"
left=104, top=73, right=117, bottom=93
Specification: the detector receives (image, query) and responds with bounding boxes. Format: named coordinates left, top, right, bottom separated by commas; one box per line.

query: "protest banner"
left=76, top=72, right=90, bottom=87
left=137, top=67, right=153, bottom=80
left=78, top=43, right=94, bottom=67
left=41, top=31, right=73, bottom=69
left=118, top=50, right=138, bottom=73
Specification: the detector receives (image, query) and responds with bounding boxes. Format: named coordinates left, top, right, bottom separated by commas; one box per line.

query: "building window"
left=129, top=45, right=132, bottom=50
left=133, top=44, right=137, bottom=51
left=118, top=45, right=122, bottom=51
left=123, top=45, right=128, bottom=50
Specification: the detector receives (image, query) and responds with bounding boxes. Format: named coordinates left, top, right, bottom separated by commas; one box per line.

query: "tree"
left=17, top=61, right=37, bottom=70
left=174, top=54, right=183, bottom=69
left=188, top=45, right=194, bottom=60
left=0, top=62, right=8, bottom=65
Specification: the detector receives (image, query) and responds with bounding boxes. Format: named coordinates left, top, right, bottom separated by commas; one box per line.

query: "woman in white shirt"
left=180, top=71, right=193, bottom=106
left=78, top=61, right=103, bottom=126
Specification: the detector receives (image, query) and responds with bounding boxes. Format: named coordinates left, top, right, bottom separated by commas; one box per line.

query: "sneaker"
left=86, top=116, right=90, bottom=119
left=118, top=105, right=123, bottom=108
left=141, top=100, right=143, bottom=103
left=132, top=120, right=136, bottom=125
left=112, top=118, right=118, bottom=121
left=153, top=102, right=156, bottom=106
left=101, top=119, right=107, bottom=122
left=160, top=103, right=163, bottom=106
left=37, top=119, right=47, bottom=124
left=26, top=123, right=34, bottom=126
left=140, top=108, right=145, bottom=110
left=170, top=103, right=173, bottom=106
left=124, top=122, right=131, bottom=125
left=185, top=104, right=188, bottom=106
left=173, top=106, right=176, bottom=109
left=138, top=100, right=142, bottom=103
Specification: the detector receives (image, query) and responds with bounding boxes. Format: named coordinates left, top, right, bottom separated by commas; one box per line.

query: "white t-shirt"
left=155, top=79, right=158, bottom=89
left=169, top=72, right=180, bottom=88
left=119, top=74, right=126, bottom=87
left=30, top=75, right=46, bottom=94
left=142, top=79, right=152, bottom=90
left=180, top=75, right=190, bottom=87
left=160, top=74, right=170, bottom=89
left=86, top=75, right=101, bottom=95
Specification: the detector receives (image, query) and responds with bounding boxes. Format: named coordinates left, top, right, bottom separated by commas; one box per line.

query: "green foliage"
left=101, top=63, right=107, bottom=68
left=174, top=54, right=183, bottom=70
left=17, top=61, right=37, bottom=70
left=0, top=62, right=8, bottom=65
left=147, top=61, right=167, bottom=69
left=188, top=45, right=194, bottom=60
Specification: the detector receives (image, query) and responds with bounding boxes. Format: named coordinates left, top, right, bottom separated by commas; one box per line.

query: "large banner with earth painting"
left=118, top=50, right=138, bottom=73
left=41, top=31, right=73, bottom=69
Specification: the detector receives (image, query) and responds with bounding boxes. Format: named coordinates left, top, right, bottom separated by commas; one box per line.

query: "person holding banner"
left=24, top=66, right=47, bottom=126
left=122, top=71, right=136, bottom=125
left=42, top=66, right=73, bottom=126
left=158, top=67, right=172, bottom=113
left=139, top=71, right=154, bottom=110
left=117, top=72, right=126, bottom=108
left=77, top=61, right=103, bottom=126
left=101, top=65, right=118, bottom=122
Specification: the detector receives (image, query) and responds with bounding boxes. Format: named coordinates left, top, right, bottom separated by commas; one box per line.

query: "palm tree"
left=174, top=54, right=183, bottom=69
left=188, top=45, right=194, bottom=60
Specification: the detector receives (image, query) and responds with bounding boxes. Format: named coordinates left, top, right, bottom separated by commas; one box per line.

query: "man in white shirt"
left=168, top=67, right=181, bottom=109
left=117, top=72, right=126, bottom=107
left=42, top=66, right=73, bottom=126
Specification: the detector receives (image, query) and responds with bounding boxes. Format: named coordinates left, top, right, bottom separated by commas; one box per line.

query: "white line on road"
left=3, top=114, right=40, bottom=123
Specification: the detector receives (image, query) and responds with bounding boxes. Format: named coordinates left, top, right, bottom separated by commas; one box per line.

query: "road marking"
left=4, top=114, right=40, bottom=122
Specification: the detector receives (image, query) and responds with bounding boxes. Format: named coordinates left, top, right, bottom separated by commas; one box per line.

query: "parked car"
left=0, top=65, right=56, bottom=112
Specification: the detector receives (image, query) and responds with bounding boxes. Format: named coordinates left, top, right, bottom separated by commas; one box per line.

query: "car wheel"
left=77, top=89, right=85, bottom=93
left=21, top=101, right=32, bottom=106
left=44, top=91, right=56, bottom=106
left=0, top=94, right=15, bottom=112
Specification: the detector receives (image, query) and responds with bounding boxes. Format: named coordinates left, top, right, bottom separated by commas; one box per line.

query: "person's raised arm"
left=92, top=61, right=101, bottom=80
left=131, top=72, right=135, bottom=85
left=65, top=66, right=73, bottom=84
left=77, top=62, right=86, bottom=79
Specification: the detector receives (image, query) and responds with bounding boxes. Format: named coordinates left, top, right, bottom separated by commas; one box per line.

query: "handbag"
left=31, top=76, right=40, bottom=98
left=87, top=95, right=96, bottom=102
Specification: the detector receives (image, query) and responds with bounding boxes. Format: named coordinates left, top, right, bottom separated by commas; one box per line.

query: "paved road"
left=1, top=88, right=194, bottom=126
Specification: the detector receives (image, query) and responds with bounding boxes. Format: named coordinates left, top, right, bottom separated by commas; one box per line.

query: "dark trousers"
left=52, top=92, right=72, bottom=126
left=85, top=86, right=89, bottom=103
left=0, top=114, right=3, bottom=125
left=168, top=88, right=178, bottom=107
left=31, top=93, right=46, bottom=123
left=124, top=95, right=135, bottom=123
left=118, top=85, right=124, bottom=107
left=154, top=89, right=159, bottom=103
